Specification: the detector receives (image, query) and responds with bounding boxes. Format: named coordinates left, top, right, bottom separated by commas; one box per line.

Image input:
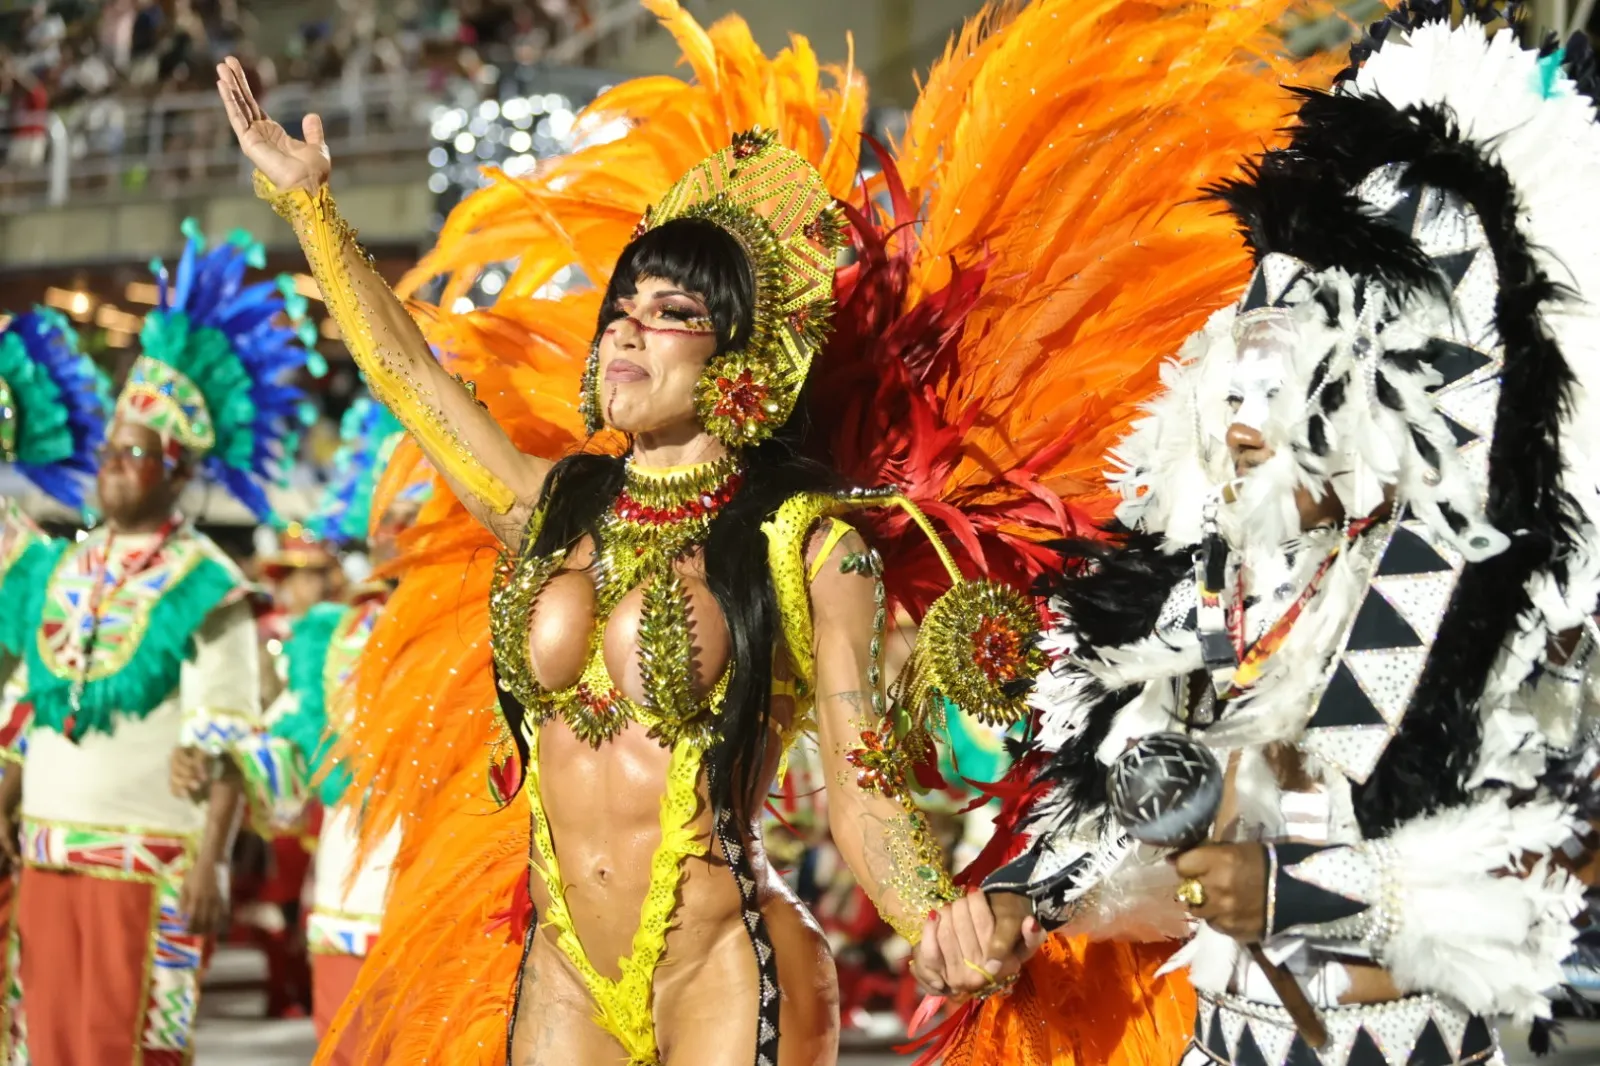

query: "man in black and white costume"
left=914, top=5, right=1600, bottom=1065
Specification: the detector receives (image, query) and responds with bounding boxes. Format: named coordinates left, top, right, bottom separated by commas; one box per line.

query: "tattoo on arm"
left=519, top=956, right=538, bottom=1006
left=826, top=689, right=876, bottom=720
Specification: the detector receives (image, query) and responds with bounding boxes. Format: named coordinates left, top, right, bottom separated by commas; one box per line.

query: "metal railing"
left=0, top=0, right=677, bottom=212
left=0, top=73, right=437, bottom=211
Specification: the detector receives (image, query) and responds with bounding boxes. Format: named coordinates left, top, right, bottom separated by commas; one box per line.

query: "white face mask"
left=1226, top=312, right=1298, bottom=450
left=1214, top=311, right=1309, bottom=549
left=1227, top=351, right=1283, bottom=437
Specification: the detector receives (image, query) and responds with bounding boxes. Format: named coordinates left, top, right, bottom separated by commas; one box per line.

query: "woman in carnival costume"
left=922, top=5, right=1600, bottom=1066
left=0, top=224, right=315, bottom=1064
left=177, top=394, right=432, bottom=1063
left=218, top=0, right=1336, bottom=1063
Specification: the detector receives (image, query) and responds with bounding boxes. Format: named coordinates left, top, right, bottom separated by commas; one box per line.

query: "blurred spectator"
left=99, top=0, right=135, bottom=71
left=23, top=2, right=68, bottom=75
left=127, top=0, right=163, bottom=85
left=0, top=0, right=598, bottom=190
left=6, top=64, right=50, bottom=169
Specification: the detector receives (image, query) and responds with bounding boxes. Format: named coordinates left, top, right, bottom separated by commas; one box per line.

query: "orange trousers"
left=312, top=952, right=366, bottom=1065
left=14, top=867, right=206, bottom=1066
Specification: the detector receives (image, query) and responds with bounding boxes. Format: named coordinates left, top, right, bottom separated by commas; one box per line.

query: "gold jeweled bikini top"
left=489, top=455, right=743, bottom=750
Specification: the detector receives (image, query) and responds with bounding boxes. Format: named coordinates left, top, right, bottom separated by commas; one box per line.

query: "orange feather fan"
left=899, top=0, right=1344, bottom=521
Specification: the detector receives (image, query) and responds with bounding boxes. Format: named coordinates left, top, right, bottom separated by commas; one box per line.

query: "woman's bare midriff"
left=510, top=528, right=839, bottom=1065
left=514, top=719, right=839, bottom=1065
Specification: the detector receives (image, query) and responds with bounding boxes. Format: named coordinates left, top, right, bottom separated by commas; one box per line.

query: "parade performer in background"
left=230, top=518, right=348, bottom=1021
left=0, top=306, right=105, bottom=686
left=0, top=224, right=314, bottom=1066
left=219, top=0, right=1337, bottom=1062
left=182, top=395, right=431, bottom=1064
left=235, top=456, right=351, bottom=1021
left=258, top=525, right=346, bottom=622
left=921, top=6, right=1600, bottom=1066
left=0, top=307, right=106, bottom=1049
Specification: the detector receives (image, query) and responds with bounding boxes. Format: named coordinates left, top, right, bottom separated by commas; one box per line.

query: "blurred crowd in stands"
left=0, top=0, right=593, bottom=177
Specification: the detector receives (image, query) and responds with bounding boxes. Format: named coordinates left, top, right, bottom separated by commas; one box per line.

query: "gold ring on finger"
left=976, top=972, right=1020, bottom=1002
left=1175, top=877, right=1207, bottom=908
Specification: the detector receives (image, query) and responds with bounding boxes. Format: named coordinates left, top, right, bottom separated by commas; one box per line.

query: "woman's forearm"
left=809, top=526, right=960, bottom=943
left=826, top=774, right=958, bottom=943
left=256, top=174, right=529, bottom=518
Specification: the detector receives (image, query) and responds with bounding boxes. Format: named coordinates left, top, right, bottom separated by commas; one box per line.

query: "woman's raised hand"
left=215, top=56, right=330, bottom=194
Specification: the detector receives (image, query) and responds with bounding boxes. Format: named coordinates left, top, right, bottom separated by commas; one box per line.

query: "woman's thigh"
left=510, top=935, right=630, bottom=1066
left=656, top=900, right=839, bottom=1066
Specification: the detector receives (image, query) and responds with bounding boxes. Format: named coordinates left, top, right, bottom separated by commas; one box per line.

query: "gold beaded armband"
left=837, top=548, right=959, bottom=942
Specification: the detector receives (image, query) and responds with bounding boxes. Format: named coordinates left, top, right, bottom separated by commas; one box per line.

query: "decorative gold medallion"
left=901, top=580, right=1044, bottom=728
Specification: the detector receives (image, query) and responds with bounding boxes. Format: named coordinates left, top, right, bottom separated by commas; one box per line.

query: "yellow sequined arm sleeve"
left=809, top=524, right=958, bottom=945
left=255, top=174, right=547, bottom=538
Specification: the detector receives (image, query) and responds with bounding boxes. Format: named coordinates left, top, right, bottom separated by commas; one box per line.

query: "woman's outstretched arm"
left=215, top=57, right=548, bottom=548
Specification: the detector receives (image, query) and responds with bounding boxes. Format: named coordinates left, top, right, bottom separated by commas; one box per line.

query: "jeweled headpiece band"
left=116, top=356, right=218, bottom=455
left=582, top=129, right=846, bottom=445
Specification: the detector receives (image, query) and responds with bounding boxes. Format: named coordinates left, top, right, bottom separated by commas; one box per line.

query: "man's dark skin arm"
left=180, top=761, right=243, bottom=936
left=0, top=766, right=20, bottom=876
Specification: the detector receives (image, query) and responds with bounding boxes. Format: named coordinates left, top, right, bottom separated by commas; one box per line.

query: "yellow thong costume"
left=489, top=492, right=914, bottom=1064
left=523, top=728, right=706, bottom=1065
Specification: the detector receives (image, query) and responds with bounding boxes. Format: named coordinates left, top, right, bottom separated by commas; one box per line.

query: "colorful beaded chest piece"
left=490, top=455, right=743, bottom=749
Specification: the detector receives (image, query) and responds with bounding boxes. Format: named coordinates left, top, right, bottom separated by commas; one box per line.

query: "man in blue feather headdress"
left=0, top=304, right=107, bottom=1053
left=0, top=222, right=317, bottom=1066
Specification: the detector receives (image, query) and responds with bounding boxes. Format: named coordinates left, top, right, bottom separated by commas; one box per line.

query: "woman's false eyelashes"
left=603, top=295, right=718, bottom=335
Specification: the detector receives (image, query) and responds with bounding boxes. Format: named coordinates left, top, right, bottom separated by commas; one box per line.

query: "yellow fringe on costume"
left=320, top=1, right=1342, bottom=1063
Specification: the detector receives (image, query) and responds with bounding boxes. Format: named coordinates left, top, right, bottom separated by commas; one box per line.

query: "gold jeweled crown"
left=597, top=128, right=845, bottom=446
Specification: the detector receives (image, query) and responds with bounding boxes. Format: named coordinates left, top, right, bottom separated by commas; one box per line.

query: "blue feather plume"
left=142, top=221, right=319, bottom=522
left=0, top=308, right=107, bottom=509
